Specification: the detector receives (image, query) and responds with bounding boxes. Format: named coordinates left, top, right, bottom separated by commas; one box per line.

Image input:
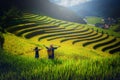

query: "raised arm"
left=43, top=45, right=49, bottom=49
left=38, top=48, right=42, bottom=51
left=53, top=46, right=61, bottom=49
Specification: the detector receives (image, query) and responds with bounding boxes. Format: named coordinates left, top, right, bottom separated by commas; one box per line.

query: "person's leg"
left=48, top=55, right=52, bottom=59
left=51, top=53, right=54, bottom=59
left=48, top=56, right=51, bottom=59
left=35, top=53, right=39, bottom=59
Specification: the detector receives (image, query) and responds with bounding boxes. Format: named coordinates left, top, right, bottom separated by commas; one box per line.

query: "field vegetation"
left=0, top=13, right=120, bottom=80
left=86, top=16, right=104, bottom=25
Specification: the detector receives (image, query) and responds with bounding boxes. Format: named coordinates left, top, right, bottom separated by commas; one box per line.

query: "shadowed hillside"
left=0, top=13, right=120, bottom=80
left=0, top=0, right=86, bottom=24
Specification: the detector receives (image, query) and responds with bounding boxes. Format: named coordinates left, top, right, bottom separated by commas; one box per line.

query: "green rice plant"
left=86, top=16, right=104, bottom=25
left=0, top=48, right=120, bottom=80
left=1, top=13, right=120, bottom=80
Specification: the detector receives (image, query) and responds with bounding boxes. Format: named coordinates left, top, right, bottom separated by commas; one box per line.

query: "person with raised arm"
left=44, top=44, right=60, bottom=59
left=34, top=47, right=42, bottom=59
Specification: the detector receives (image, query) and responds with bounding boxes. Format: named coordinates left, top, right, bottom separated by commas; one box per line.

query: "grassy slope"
left=86, top=17, right=120, bottom=37
left=0, top=14, right=120, bottom=80
left=109, top=20, right=120, bottom=34
left=1, top=29, right=120, bottom=80
left=86, top=16, right=104, bottom=25
left=83, top=24, right=120, bottom=38
left=0, top=48, right=120, bottom=80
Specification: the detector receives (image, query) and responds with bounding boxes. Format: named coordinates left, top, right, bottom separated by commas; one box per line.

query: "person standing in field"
left=44, top=45, right=60, bottom=59
left=34, top=47, right=42, bottom=59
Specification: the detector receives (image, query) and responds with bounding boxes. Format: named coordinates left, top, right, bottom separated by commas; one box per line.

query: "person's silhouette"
left=34, top=47, right=41, bottom=59
left=44, top=45, right=60, bottom=59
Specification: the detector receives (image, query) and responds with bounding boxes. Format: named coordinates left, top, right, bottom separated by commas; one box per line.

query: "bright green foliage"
left=86, top=16, right=104, bottom=25
left=0, top=49, right=120, bottom=80
left=0, top=13, right=120, bottom=80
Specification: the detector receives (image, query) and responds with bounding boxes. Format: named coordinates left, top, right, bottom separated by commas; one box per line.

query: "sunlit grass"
left=1, top=13, right=120, bottom=80
left=0, top=48, right=119, bottom=80
left=86, top=16, right=104, bottom=24
left=83, top=24, right=120, bottom=37
left=3, top=32, right=112, bottom=60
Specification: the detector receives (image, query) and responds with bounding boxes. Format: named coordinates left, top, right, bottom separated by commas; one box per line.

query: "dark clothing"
left=35, top=51, right=39, bottom=58
left=45, top=47, right=57, bottom=59
left=34, top=47, right=40, bottom=59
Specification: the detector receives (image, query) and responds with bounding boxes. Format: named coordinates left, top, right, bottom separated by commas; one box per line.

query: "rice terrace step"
left=1, top=0, right=120, bottom=79
left=6, top=14, right=120, bottom=54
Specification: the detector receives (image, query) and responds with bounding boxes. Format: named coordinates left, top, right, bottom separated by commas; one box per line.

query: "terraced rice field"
left=6, top=13, right=120, bottom=55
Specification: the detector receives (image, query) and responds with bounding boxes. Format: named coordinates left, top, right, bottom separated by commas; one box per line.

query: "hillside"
left=4, top=13, right=120, bottom=54
left=0, top=0, right=86, bottom=24
left=86, top=17, right=104, bottom=25
left=0, top=13, right=120, bottom=80
left=0, top=48, right=120, bottom=80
